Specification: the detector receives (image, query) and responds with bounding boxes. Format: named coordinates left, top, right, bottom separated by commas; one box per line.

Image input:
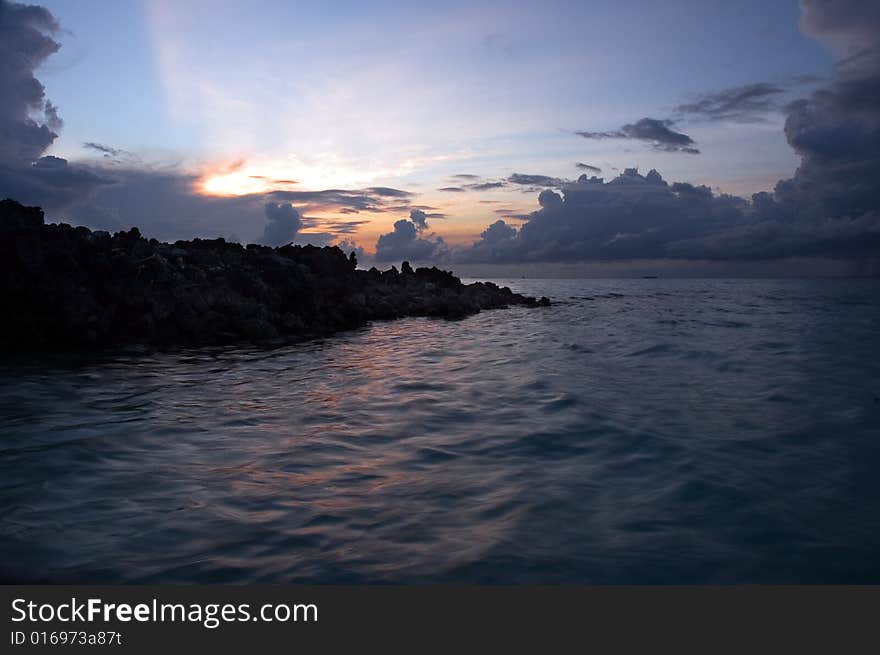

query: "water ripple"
left=1, top=278, right=879, bottom=583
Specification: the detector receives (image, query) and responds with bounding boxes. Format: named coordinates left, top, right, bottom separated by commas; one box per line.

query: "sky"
left=2, top=0, right=879, bottom=274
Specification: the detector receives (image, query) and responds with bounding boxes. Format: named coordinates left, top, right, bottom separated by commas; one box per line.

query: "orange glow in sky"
left=195, top=159, right=300, bottom=197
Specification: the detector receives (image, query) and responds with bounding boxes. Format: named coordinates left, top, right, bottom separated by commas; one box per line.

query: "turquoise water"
left=1, top=278, right=879, bottom=582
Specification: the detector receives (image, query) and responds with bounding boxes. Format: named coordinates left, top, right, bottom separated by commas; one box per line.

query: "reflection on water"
left=1, top=278, right=879, bottom=583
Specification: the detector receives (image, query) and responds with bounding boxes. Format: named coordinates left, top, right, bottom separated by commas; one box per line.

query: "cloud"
left=765, top=0, right=880, bottom=225
left=438, top=180, right=505, bottom=192
left=83, top=142, right=122, bottom=156
left=790, top=73, right=826, bottom=85
left=261, top=202, right=302, bottom=246
left=575, top=118, right=700, bottom=154
left=0, top=1, right=119, bottom=215
left=538, top=188, right=563, bottom=209
left=457, top=157, right=879, bottom=265
left=373, top=211, right=447, bottom=263
left=409, top=208, right=427, bottom=231
left=81, top=141, right=141, bottom=166
left=266, top=187, right=413, bottom=214
left=666, top=211, right=880, bottom=260
left=798, top=0, right=880, bottom=53
left=0, top=0, right=419, bottom=251
left=0, top=0, right=60, bottom=166
left=457, top=169, right=748, bottom=262
left=492, top=207, right=527, bottom=217
left=366, top=186, right=412, bottom=198
left=507, top=173, right=569, bottom=187
left=459, top=219, right=519, bottom=263
left=59, top=166, right=265, bottom=236
left=481, top=219, right=517, bottom=243
left=43, top=99, right=61, bottom=131
left=466, top=181, right=505, bottom=191
left=454, top=2, right=880, bottom=269
left=5, top=0, right=878, bottom=273
left=675, top=82, right=786, bottom=123
left=321, top=219, right=370, bottom=234
left=0, top=155, right=111, bottom=214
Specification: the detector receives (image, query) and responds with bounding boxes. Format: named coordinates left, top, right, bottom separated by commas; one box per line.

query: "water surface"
left=1, top=278, right=879, bottom=582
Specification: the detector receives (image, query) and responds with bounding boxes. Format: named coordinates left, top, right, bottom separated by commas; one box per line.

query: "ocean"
left=1, top=278, right=879, bottom=583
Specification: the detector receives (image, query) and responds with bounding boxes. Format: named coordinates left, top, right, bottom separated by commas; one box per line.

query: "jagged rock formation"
left=0, top=199, right=549, bottom=351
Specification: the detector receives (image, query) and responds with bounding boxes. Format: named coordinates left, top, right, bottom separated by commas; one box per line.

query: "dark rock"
left=0, top=198, right=550, bottom=352
left=0, top=199, right=44, bottom=233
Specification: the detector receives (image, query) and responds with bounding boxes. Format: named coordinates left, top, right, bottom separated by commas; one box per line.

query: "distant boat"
left=642, top=275, right=659, bottom=279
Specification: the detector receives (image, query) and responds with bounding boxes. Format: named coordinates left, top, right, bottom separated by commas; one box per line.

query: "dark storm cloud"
left=0, top=0, right=60, bottom=165
left=666, top=210, right=880, bottom=260
left=450, top=1, right=880, bottom=269
left=675, top=83, right=786, bottom=122
left=762, top=0, right=880, bottom=227
left=0, top=156, right=111, bottom=213
left=409, top=208, right=428, bottom=231
left=575, top=118, right=700, bottom=154
left=461, top=219, right=519, bottom=262
left=457, top=158, right=878, bottom=265
left=43, top=100, right=61, bottom=131
left=798, top=0, right=880, bottom=51
left=778, top=52, right=880, bottom=220
left=261, top=202, right=302, bottom=246
left=373, top=211, right=447, bottom=263
left=537, top=189, right=563, bottom=210
left=480, top=220, right=516, bottom=243
left=0, top=1, right=123, bottom=216
left=575, top=163, right=602, bottom=173
left=457, top=168, right=752, bottom=263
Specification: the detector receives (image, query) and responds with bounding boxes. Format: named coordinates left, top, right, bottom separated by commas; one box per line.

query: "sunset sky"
left=2, top=0, right=878, bottom=272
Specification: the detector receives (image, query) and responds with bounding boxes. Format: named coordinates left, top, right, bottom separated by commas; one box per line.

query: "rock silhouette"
left=0, top=199, right=550, bottom=351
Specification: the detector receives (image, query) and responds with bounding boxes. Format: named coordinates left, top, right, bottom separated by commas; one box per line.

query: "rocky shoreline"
left=1, top=199, right=549, bottom=351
